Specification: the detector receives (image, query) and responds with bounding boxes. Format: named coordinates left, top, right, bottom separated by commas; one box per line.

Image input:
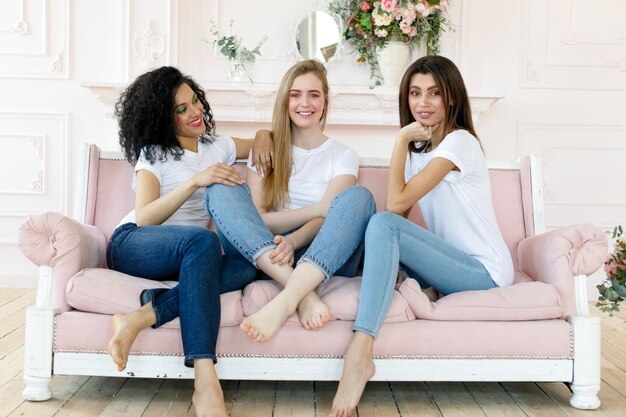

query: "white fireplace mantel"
left=82, top=82, right=504, bottom=126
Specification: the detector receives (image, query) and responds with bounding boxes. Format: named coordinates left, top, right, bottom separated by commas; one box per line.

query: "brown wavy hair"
left=263, top=59, right=329, bottom=210
left=398, top=55, right=481, bottom=154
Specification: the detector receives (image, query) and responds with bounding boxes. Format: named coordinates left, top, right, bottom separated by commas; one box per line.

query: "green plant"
left=208, top=19, right=267, bottom=69
left=596, top=225, right=626, bottom=316
left=329, top=0, right=451, bottom=86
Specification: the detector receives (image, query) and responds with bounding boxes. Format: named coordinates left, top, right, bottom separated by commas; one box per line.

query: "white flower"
left=374, top=28, right=389, bottom=37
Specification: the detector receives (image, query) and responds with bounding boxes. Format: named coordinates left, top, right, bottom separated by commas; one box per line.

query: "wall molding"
left=521, top=0, right=626, bottom=90
left=81, top=82, right=503, bottom=125
left=0, top=0, right=69, bottom=79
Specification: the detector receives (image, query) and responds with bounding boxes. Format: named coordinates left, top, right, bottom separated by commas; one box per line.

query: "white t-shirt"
left=117, top=135, right=237, bottom=228
left=404, top=130, right=514, bottom=287
left=247, top=138, right=359, bottom=210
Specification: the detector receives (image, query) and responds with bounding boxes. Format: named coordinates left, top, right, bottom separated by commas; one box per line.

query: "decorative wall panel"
left=517, top=123, right=625, bottom=229
left=522, top=0, right=626, bottom=89
left=127, top=0, right=178, bottom=79
left=0, top=0, right=68, bottom=78
left=0, top=113, right=68, bottom=214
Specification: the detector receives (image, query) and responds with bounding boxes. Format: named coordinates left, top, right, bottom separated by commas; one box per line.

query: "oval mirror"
left=295, top=11, right=342, bottom=64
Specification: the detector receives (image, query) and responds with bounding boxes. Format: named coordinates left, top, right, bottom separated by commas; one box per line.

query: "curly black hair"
left=114, top=66, right=216, bottom=164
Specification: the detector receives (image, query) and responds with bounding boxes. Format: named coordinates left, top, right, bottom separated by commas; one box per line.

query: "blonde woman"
left=205, top=59, right=375, bottom=342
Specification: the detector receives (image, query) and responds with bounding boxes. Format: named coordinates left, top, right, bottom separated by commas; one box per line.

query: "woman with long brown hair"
left=329, top=55, right=514, bottom=417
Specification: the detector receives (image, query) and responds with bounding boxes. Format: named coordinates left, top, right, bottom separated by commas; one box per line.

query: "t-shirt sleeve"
left=220, top=136, right=238, bottom=165
left=132, top=149, right=162, bottom=190
left=404, top=154, right=416, bottom=183
left=431, top=130, right=475, bottom=180
left=332, top=146, right=359, bottom=178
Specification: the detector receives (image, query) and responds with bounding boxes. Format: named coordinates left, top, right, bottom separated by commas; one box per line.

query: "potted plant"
left=209, top=20, right=268, bottom=84
left=329, top=0, right=451, bottom=86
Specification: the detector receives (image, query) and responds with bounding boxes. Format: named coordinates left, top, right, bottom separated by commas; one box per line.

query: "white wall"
left=1, top=0, right=624, bottom=296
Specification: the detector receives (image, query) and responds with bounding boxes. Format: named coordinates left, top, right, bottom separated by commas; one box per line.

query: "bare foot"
left=329, top=333, right=376, bottom=417
left=297, top=293, right=331, bottom=330
left=240, top=293, right=295, bottom=342
left=107, top=304, right=155, bottom=372
left=192, top=382, right=228, bottom=417
left=107, top=313, right=140, bottom=372
left=193, top=359, right=228, bottom=417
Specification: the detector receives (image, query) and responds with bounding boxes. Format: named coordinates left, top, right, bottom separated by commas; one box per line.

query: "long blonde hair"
left=263, top=59, right=330, bottom=211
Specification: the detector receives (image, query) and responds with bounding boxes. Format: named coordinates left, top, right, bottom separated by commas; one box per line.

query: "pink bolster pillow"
left=398, top=278, right=563, bottom=321
left=66, top=268, right=244, bottom=327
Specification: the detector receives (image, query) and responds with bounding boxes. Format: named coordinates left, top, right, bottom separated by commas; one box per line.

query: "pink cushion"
left=398, top=278, right=563, bottom=321
left=241, top=276, right=416, bottom=324
left=66, top=268, right=243, bottom=327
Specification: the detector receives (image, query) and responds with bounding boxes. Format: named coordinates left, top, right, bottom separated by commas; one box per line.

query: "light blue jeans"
left=204, top=184, right=376, bottom=284
left=353, top=211, right=497, bottom=337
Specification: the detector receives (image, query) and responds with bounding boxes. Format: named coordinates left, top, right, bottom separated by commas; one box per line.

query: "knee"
left=184, top=228, right=221, bottom=256
left=335, top=186, right=376, bottom=213
left=204, top=183, right=250, bottom=210
left=366, top=211, right=399, bottom=237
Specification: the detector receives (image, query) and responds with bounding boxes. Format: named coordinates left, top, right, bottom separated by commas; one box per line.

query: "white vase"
left=375, top=41, right=411, bottom=88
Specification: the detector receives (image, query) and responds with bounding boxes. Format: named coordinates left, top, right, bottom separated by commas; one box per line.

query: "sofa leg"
left=22, top=306, right=54, bottom=401
left=22, top=375, right=53, bottom=401
left=569, top=315, right=601, bottom=409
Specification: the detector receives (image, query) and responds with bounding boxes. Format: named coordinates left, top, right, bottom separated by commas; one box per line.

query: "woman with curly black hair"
left=105, top=66, right=272, bottom=417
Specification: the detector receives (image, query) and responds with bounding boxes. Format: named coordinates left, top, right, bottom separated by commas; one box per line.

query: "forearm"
left=136, top=179, right=198, bottom=226
left=386, top=135, right=413, bottom=213
left=287, top=218, right=324, bottom=250
left=261, top=204, right=323, bottom=235
left=232, top=137, right=253, bottom=159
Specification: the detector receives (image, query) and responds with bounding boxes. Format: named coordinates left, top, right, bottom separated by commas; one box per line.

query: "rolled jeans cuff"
left=251, top=242, right=276, bottom=267
left=185, top=353, right=218, bottom=368
left=297, top=255, right=332, bottom=281
left=352, top=324, right=377, bottom=338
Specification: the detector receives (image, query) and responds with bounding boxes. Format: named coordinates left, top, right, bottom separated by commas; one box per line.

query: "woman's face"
left=408, top=72, right=446, bottom=135
left=173, top=83, right=205, bottom=140
left=287, top=72, right=326, bottom=129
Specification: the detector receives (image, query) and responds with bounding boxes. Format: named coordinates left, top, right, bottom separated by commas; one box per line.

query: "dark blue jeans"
left=106, top=223, right=228, bottom=367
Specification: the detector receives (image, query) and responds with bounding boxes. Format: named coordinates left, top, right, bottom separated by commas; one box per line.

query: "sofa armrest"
left=517, top=224, right=607, bottom=318
left=18, top=211, right=106, bottom=312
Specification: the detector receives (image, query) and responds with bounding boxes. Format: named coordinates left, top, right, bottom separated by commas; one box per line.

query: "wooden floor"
left=1, top=288, right=625, bottom=417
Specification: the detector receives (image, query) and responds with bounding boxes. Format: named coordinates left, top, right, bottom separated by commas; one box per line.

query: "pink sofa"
left=18, top=144, right=608, bottom=409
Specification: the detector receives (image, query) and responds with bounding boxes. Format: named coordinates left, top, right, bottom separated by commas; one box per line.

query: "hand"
left=398, top=121, right=440, bottom=144
left=194, top=163, right=244, bottom=188
left=269, top=235, right=295, bottom=266
left=251, top=129, right=274, bottom=176
left=396, top=269, right=405, bottom=284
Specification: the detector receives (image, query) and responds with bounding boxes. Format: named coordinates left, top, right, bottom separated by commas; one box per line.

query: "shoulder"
left=204, top=135, right=234, bottom=150
left=327, top=139, right=358, bottom=159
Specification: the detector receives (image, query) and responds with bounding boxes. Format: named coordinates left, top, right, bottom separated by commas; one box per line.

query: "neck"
left=291, top=126, right=326, bottom=150
left=178, top=135, right=198, bottom=152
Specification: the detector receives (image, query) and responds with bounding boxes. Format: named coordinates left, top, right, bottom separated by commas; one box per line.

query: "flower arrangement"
left=329, top=0, right=451, bottom=84
left=597, top=225, right=626, bottom=316
left=208, top=20, right=268, bottom=83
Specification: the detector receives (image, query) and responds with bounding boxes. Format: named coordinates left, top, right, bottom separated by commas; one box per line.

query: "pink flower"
left=380, top=0, right=398, bottom=13
left=360, top=1, right=371, bottom=12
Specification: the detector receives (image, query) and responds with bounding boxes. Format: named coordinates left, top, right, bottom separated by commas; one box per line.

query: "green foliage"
left=597, top=226, right=626, bottom=317
left=209, top=20, right=267, bottom=64
left=328, top=0, right=452, bottom=87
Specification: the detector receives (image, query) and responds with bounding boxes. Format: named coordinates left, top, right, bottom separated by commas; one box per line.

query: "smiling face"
left=408, top=72, right=446, bottom=138
left=287, top=72, right=326, bottom=130
left=173, top=82, right=205, bottom=141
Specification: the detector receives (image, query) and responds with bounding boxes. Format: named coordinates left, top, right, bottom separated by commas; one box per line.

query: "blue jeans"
left=106, top=223, right=223, bottom=367
left=204, top=184, right=376, bottom=283
left=353, top=211, right=497, bottom=337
